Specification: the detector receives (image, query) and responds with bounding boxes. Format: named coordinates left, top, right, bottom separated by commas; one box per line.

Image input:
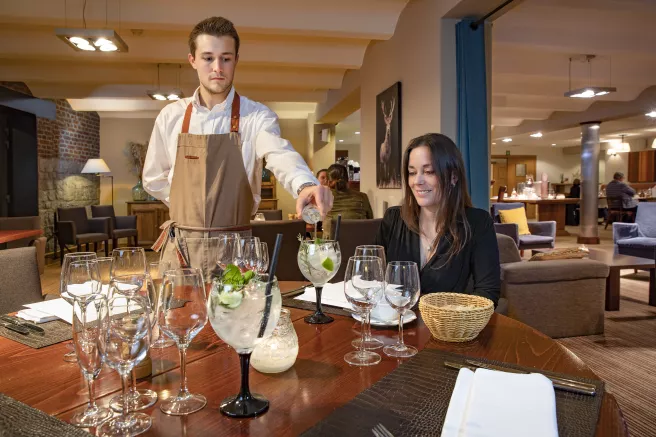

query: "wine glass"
left=96, top=257, right=113, bottom=295
left=257, top=242, right=269, bottom=275
left=98, top=295, right=152, bottom=437
left=110, top=247, right=146, bottom=279
left=208, top=273, right=282, bottom=417
left=352, top=245, right=386, bottom=350
left=216, top=234, right=241, bottom=272
left=107, top=274, right=158, bottom=413
left=70, top=293, right=113, bottom=427
left=343, top=256, right=384, bottom=366
left=383, top=261, right=421, bottom=358
left=158, top=268, right=209, bottom=415
left=238, top=237, right=261, bottom=272
left=60, top=252, right=97, bottom=362
left=147, top=261, right=175, bottom=349
left=297, top=239, right=341, bottom=324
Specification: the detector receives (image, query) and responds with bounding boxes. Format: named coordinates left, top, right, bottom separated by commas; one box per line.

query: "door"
left=491, top=159, right=508, bottom=198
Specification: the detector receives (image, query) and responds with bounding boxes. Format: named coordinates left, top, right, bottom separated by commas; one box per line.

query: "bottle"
left=301, top=204, right=321, bottom=225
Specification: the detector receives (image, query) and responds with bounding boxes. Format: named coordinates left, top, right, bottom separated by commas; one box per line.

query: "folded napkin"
left=295, top=282, right=350, bottom=309
left=16, top=308, right=58, bottom=324
left=442, top=368, right=558, bottom=437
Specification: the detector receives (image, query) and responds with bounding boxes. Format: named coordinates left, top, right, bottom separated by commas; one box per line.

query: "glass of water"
left=383, top=261, right=421, bottom=358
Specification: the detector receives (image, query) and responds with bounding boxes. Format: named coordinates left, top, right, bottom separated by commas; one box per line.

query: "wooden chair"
left=497, top=185, right=507, bottom=202
left=605, top=196, right=635, bottom=229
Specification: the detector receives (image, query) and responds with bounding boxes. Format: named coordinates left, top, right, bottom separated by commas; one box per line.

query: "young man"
left=143, top=16, right=332, bottom=271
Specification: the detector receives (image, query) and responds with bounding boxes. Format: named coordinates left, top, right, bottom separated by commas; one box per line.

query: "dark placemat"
left=0, top=319, right=71, bottom=349
left=0, top=393, right=93, bottom=437
left=301, top=348, right=605, bottom=437
left=283, top=296, right=353, bottom=317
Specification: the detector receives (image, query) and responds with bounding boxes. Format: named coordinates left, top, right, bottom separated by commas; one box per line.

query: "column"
left=578, top=121, right=601, bottom=244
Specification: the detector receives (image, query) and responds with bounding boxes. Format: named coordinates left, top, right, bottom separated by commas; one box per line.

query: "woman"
left=323, top=164, right=374, bottom=237
left=568, top=179, right=581, bottom=198
left=375, top=133, right=500, bottom=305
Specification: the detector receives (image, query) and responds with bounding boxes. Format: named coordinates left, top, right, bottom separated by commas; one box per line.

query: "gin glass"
left=208, top=274, right=282, bottom=417
left=297, top=239, right=341, bottom=324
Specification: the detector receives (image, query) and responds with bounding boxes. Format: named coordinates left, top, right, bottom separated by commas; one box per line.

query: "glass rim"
left=96, top=256, right=113, bottom=262
left=111, top=247, right=145, bottom=253
left=387, top=261, right=418, bottom=267
left=68, top=259, right=99, bottom=267
left=348, top=255, right=383, bottom=261
left=355, top=245, right=384, bottom=249
left=300, top=239, right=338, bottom=244
left=110, top=274, right=143, bottom=282
left=63, top=252, right=96, bottom=258
left=163, top=267, right=203, bottom=277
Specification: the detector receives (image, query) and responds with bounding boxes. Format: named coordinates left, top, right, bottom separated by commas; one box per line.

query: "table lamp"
left=81, top=158, right=114, bottom=205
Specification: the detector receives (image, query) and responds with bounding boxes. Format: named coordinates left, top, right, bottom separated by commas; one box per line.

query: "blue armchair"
left=613, top=203, right=656, bottom=260
left=491, top=202, right=556, bottom=251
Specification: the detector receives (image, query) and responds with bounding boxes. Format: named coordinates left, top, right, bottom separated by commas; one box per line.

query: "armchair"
left=491, top=202, right=555, bottom=251
left=613, top=203, right=656, bottom=260
left=91, top=205, right=138, bottom=249
left=496, top=234, right=609, bottom=338
left=55, top=207, right=111, bottom=263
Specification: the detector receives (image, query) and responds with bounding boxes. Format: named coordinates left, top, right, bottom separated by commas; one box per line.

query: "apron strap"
left=181, top=103, right=193, bottom=134
left=231, top=92, right=241, bottom=133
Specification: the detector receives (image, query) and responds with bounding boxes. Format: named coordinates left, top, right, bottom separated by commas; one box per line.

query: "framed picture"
left=376, top=82, right=402, bottom=189
left=515, top=163, right=526, bottom=177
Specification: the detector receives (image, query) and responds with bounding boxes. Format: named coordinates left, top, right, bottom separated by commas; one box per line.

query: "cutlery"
left=372, top=423, right=395, bottom=437
left=1, top=322, right=30, bottom=335
left=0, top=315, right=45, bottom=334
left=444, top=360, right=596, bottom=396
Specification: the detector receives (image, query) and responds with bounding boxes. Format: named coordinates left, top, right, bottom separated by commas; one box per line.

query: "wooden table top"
left=0, top=229, right=43, bottom=244
left=0, top=281, right=628, bottom=436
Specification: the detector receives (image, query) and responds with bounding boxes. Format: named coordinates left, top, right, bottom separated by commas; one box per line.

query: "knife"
left=1, top=322, right=30, bottom=335
left=463, top=359, right=597, bottom=396
left=0, top=315, right=45, bottom=334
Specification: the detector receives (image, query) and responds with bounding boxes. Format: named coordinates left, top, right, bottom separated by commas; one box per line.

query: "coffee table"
left=532, top=248, right=656, bottom=311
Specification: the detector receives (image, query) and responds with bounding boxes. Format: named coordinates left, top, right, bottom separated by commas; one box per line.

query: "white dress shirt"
left=143, top=87, right=318, bottom=213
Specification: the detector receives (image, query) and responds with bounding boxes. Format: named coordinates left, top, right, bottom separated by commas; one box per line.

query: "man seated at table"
left=606, top=172, right=638, bottom=220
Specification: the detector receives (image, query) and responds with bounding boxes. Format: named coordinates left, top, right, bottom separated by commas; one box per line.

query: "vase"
left=132, top=179, right=148, bottom=201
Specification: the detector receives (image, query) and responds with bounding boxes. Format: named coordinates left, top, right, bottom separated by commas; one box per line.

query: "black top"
left=374, top=206, right=500, bottom=306
left=568, top=184, right=581, bottom=198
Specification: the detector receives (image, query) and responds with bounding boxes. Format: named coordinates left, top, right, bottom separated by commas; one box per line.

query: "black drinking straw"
left=258, top=233, right=283, bottom=338
left=333, top=214, right=342, bottom=241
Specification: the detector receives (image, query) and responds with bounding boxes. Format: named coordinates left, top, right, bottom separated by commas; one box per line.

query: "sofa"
left=613, top=202, right=656, bottom=260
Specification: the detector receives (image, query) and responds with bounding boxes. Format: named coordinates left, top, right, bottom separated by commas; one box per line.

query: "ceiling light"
left=166, top=94, right=180, bottom=101
left=564, top=55, right=616, bottom=99
left=502, top=138, right=512, bottom=143
left=355, top=131, right=360, bottom=135
left=530, top=132, right=543, bottom=138
left=551, top=143, right=556, bottom=146
left=56, top=28, right=128, bottom=52
left=646, top=111, right=656, bottom=118
left=151, top=94, right=166, bottom=101
left=147, top=89, right=183, bottom=101
left=616, top=135, right=631, bottom=153
left=492, top=142, right=496, bottom=145
left=339, top=140, right=344, bottom=143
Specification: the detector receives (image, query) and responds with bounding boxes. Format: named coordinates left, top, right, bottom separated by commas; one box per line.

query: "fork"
left=372, top=423, right=395, bottom=437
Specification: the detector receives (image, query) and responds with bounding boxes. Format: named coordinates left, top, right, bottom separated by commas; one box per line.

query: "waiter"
left=143, top=16, right=332, bottom=272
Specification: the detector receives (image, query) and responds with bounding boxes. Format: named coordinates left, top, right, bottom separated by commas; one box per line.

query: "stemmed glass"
left=383, top=261, right=421, bottom=358
left=216, top=235, right=241, bottom=273
left=70, top=293, right=113, bottom=427
left=110, top=247, right=147, bottom=279
left=158, top=268, right=209, bottom=415
left=257, top=242, right=269, bottom=275
left=96, top=257, right=113, bottom=295
left=208, top=273, right=282, bottom=417
left=61, top=252, right=97, bottom=362
left=352, top=245, right=386, bottom=350
left=297, top=239, right=341, bottom=324
left=343, top=256, right=384, bottom=366
left=147, top=261, right=175, bottom=349
left=98, top=295, right=152, bottom=437
left=238, top=237, right=261, bottom=272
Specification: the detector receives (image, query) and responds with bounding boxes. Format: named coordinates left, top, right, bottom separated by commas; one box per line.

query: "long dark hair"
left=400, top=133, right=473, bottom=265
left=327, top=164, right=349, bottom=191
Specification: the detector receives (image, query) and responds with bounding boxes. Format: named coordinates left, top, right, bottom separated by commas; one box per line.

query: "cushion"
left=76, top=232, right=109, bottom=243
left=616, top=237, right=656, bottom=249
left=501, top=259, right=609, bottom=284
left=635, top=203, right=656, bottom=238
left=519, top=235, right=554, bottom=245
left=498, top=208, right=531, bottom=235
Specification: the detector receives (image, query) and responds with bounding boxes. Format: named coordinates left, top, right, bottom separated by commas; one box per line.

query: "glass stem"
left=359, top=312, right=368, bottom=355
left=121, top=372, right=130, bottom=421
left=238, top=353, right=253, bottom=400
left=315, top=286, right=323, bottom=315
left=85, top=374, right=97, bottom=412
left=131, top=369, right=137, bottom=392
left=365, top=311, right=372, bottom=340
left=397, top=312, right=405, bottom=348
left=178, top=346, right=189, bottom=397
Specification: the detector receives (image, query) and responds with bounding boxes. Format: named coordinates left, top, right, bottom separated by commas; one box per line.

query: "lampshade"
left=81, top=158, right=111, bottom=174
left=651, top=138, right=656, bottom=149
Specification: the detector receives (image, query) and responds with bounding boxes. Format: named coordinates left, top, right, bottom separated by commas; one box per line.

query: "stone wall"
left=1, top=82, right=100, bottom=253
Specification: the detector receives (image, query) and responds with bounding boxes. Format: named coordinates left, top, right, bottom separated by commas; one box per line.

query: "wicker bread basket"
left=418, top=293, right=494, bottom=342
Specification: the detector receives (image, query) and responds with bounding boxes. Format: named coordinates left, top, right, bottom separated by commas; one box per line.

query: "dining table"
left=0, top=281, right=628, bottom=436
left=0, top=229, right=43, bottom=250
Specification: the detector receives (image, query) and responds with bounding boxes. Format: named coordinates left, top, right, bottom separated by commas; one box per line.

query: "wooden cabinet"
left=126, top=201, right=169, bottom=247
left=628, top=150, right=656, bottom=183
left=259, top=168, right=278, bottom=210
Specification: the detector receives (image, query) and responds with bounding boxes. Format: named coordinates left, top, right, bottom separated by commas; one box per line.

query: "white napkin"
left=24, top=298, right=74, bottom=324
left=294, top=282, right=351, bottom=309
left=442, top=368, right=558, bottom=437
left=16, top=308, right=58, bottom=324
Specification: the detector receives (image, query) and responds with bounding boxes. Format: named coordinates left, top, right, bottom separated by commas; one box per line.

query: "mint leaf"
left=243, top=270, right=255, bottom=284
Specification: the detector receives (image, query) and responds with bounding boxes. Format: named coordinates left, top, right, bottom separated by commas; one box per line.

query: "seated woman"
left=323, top=164, right=374, bottom=237
left=375, top=133, right=500, bottom=305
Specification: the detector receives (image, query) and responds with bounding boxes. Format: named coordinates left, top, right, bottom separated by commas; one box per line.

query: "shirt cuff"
left=291, top=175, right=319, bottom=198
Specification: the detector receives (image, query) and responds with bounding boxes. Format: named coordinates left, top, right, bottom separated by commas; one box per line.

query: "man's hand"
left=296, top=185, right=333, bottom=219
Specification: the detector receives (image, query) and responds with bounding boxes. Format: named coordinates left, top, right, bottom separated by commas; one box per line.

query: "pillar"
left=578, top=121, right=601, bottom=244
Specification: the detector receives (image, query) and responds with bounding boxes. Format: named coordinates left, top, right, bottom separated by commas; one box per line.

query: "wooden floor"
left=40, top=228, right=656, bottom=436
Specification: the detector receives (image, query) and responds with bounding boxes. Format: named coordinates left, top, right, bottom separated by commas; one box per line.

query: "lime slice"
left=321, top=257, right=334, bottom=272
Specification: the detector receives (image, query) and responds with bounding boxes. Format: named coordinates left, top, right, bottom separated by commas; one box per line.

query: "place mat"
left=283, top=296, right=353, bottom=318
left=0, top=393, right=93, bottom=437
left=301, top=348, right=605, bottom=437
left=0, top=320, right=71, bottom=349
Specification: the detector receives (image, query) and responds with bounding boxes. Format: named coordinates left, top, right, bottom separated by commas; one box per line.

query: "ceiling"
left=335, top=109, right=360, bottom=146
left=0, top=0, right=408, bottom=118
left=490, top=0, right=656, bottom=145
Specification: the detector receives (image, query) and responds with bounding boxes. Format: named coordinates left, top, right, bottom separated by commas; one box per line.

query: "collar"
left=191, top=86, right=235, bottom=113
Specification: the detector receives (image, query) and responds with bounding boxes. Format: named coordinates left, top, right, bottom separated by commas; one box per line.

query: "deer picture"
left=379, top=97, right=395, bottom=184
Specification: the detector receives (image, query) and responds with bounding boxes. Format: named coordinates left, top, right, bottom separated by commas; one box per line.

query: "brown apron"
left=153, top=92, right=254, bottom=280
